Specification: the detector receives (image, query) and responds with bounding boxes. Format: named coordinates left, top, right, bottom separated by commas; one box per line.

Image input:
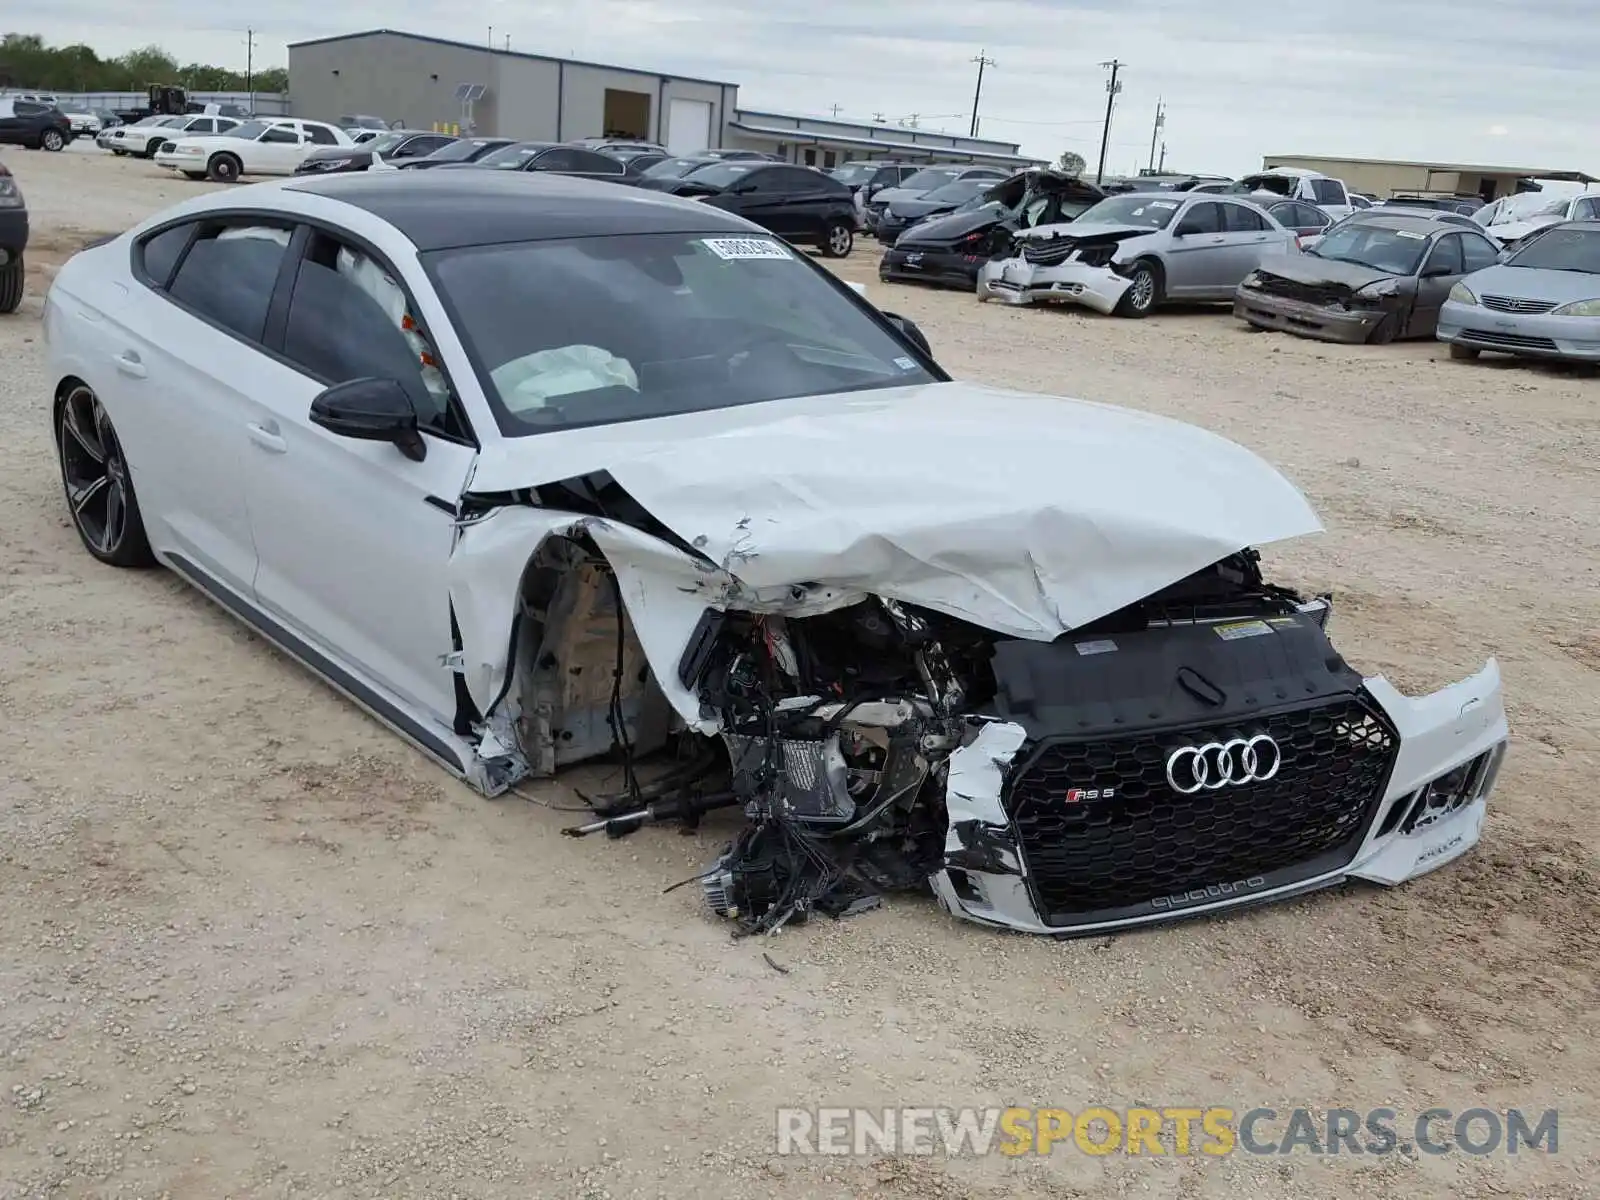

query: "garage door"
left=666, top=98, right=713, bottom=156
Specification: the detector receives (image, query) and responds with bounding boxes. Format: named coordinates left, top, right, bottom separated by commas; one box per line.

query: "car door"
left=1162, top=199, right=1227, bottom=296
left=0, top=98, right=20, bottom=145
left=252, top=125, right=308, bottom=173
left=1215, top=200, right=1284, bottom=289
left=106, top=218, right=295, bottom=595
left=720, top=166, right=797, bottom=235
left=239, top=223, right=478, bottom=721
left=1408, top=232, right=1465, bottom=337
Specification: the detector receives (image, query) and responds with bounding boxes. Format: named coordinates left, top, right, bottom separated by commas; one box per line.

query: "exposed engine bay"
left=502, top=530, right=1492, bottom=938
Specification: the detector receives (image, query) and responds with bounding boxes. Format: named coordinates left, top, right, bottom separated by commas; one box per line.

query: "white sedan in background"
left=40, top=170, right=1507, bottom=940
left=100, top=114, right=241, bottom=158
left=155, top=118, right=354, bottom=182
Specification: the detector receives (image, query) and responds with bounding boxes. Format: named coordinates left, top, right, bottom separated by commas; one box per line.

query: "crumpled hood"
left=1013, top=221, right=1154, bottom=243
left=1255, top=251, right=1395, bottom=290
left=466, top=381, right=1322, bottom=639
left=895, top=207, right=1004, bottom=245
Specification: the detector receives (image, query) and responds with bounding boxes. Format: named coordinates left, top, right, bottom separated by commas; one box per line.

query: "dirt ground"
left=0, top=145, right=1595, bottom=1200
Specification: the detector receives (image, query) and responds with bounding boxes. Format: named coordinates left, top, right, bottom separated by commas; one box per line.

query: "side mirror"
left=1174, top=220, right=1203, bottom=237
left=881, top=310, right=931, bottom=359
left=309, top=378, right=427, bottom=461
left=1420, top=263, right=1455, bottom=279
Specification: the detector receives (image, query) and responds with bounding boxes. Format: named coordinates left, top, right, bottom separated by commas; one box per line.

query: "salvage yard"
left=1, top=146, right=1597, bottom=1200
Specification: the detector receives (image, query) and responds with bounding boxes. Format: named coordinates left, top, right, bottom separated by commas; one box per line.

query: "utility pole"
left=830, top=103, right=842, bottom=118
left=969, top=50, right=996, bottom=137
left=244, top=28, right=255, bottom=110
left=1095, top=58, right=1123, bottom=186
left=504, top=34, right=511, bottom=51
left=1158, top=141, right=1167, bottom=172
left=488, top=26, right=494, bottom=51
left=1147, top=97, right=1164, bottom=172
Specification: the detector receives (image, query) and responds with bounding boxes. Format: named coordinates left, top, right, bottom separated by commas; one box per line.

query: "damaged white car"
left=979, top=193, right=1297, bottom=317
left=44, top=171, right=1509, bottom=937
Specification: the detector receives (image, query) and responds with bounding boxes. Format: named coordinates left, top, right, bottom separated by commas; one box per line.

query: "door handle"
left=114, top=351, right=146, bottom=379
left=1209, top=236, right=1227, bottom=244
left=247, top=420, right=286, bottom=454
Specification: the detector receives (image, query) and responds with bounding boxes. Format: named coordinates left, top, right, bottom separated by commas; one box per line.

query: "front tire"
left=40, top=128, right=66, bottom=152
left=207, top=153, right=242, bottom=183
left=181, top=171, right=206, bottom=181
left=0, top=256, right=22, bottom=314
left=820, top=219, right=854, bottom=258
left=143, top=138, right=165, bottom=158
left=1114, top=260, right=1161, bottom=318
left=56, top=385, right=156, bottom=568
left=1367, top=313, right=1399, bottom=345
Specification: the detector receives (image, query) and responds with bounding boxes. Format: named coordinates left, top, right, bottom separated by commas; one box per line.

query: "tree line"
left=0, top=33, right=288, bottom=94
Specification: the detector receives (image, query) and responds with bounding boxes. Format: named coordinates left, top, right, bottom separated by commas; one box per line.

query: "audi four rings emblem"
left=1165, top=735, right=1283, bottom=794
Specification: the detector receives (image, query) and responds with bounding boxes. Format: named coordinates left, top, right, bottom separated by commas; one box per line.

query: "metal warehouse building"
left=287, top=29, right=1038, bottom=167
left=1263, top=154, right=1598, bottom=203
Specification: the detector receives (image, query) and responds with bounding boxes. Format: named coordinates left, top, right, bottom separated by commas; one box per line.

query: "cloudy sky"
left=23, top=0, right=1596, bottom=175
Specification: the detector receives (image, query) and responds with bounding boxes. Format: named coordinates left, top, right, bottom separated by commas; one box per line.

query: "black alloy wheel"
left=57, top=386, right=155, bottom=566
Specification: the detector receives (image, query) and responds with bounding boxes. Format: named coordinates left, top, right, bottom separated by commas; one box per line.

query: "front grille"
left=1002, top=697, right=1398, bottom=922
left=1481, top=295, right=1558, bottom=315
left=1022, top=240, right=1077, bottom=266
left=1249, top=273, right=1349, bottom=306
left=1462, top=328, right=1559, bottom=350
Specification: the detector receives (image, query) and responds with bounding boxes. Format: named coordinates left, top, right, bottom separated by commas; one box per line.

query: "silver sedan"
left=1437, top=220, right=1600, bottom=363
left=977, top=193, right=1297, bottom=317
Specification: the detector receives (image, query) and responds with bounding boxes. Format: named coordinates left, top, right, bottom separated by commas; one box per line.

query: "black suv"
left=0, top=98, right=72, bottom=152
left=0, top=161, right=29, bottom=312
left=830, top=160, right=920, bottom=201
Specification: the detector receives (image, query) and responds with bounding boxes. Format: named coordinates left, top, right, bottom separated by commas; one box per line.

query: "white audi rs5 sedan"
left=44, top=170, right=1510, bottom=937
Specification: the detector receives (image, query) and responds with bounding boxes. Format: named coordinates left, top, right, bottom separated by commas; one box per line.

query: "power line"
left=969, top=50, right=996, bottom=137
left=1095, top=58, right=1124, bottom=186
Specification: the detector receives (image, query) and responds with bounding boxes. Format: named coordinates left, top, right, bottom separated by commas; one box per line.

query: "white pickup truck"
left=1237, top=167, right=1357, bottom=220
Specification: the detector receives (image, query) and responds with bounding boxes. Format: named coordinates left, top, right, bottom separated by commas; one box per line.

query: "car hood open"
left=464, top=380, right=1322, bottom=641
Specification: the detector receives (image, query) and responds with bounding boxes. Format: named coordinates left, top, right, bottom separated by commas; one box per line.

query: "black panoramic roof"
left=283, top=169, right=755, bottom=250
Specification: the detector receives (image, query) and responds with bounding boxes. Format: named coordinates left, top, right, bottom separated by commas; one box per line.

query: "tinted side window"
left=15, top=101, right=47, bottom=117
left=1310, top=177, right=1347, bottom=205
left=532, top=148, right=580, bottom=171
left=1223, top=203, right=1267, bottom=231
left=570, top=148, right=625, bottom=174
left=168, top=226, right=289, bottom=342
left=304, top=124, right=339, bottom=145
left=743, top=168, right=789, bottom=192
left=1424, top=234, right=1463, bottom=275
left=1180, top=202, right=1223, bottom=233
left=137, top=224, right=195, bottom=287
left=1460, top=234, right=1500, bottom=272
left=773, top=168, right=824, bottom=191
left=190, top=118, right=215, bottom=133
left=262, top=127, right=299, bottom=144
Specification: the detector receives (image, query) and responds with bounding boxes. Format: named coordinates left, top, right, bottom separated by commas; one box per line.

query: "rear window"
left=899, top=167, right=964, bottom=191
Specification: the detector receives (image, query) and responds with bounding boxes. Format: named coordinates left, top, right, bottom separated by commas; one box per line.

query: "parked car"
left=874, top=178, right=1000, bottom=246
left=450, top=141, right=629, bottom=182
left=1258, top=199, right=1333, bottom=245
left=979, top=192, right=1297, bottom=316
left=350, top=130, right=381, bottom=146
left=631, top=155, right=722, bottom=188
left=597, top=146, right=668, bottom=174
left=1437, top=220, right=1600, bottom=363
left=1379, top=193, right=1482, bottom=215
left=0, top=97, right=72, bottom=151
left=880, top=168, right=1104, bottom=289
left=0, top=160, right=27, bottom=313
left=338, top=114, right=391, bottom=132
left=1234, top=212, right=1501, bottom=344
left=39, top=167, right=1507, bottom=937
left=1233, top=168, right=1356, bottom=219
left=865, top=165, right=1011, bottom=234
left=103, top=113, right=240, bottom=158
left=397, top=137, right=515, bottom=170
left=296, top=129, right=457, bottom=175
left=567, top=137, right=666, bottom=154
left=1473, top=191, right=1600, bottom=249
left=830, top=160, right=921, bottom=201
left=61, top=107, right=103, bottom=136
left=627, top=160, right=858, bottom=256
left=155, top=119, right=354, bottom=182
left=93, top=108, right=122, bottom=129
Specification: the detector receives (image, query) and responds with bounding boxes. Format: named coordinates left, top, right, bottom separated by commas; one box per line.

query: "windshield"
left=681, top=162, right=758, bottom=188
left=920, top=179, right=989, bottom=205
left=899, top=167, right=964, bottom=192
left=1506, top=227, right=1600, bottom=272
left=1072, top=195, right=1183, bottom=228
left=830, top=164, right=878, bottom=185
left=425, top=138, right=491, bottom=162
left=1308, top=223, right=1430, bottom=274
left=227, top=120, right=271, bottom=139
left=479, top=143, right=547, bottom=169
left=644, top=156, right=714, bottom=179
left=427, top=232, right=936, bottom=437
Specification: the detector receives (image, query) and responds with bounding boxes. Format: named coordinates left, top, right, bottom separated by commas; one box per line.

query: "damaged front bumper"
left=930, top=660, right=1507, bottom=936
left=977, top=258, right=1130, bottom=313
left=1233, top=286, right=1390, bottom=344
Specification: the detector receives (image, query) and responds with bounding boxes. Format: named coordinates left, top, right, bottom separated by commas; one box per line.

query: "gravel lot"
left=1, top=144, right=1595, bottom=1200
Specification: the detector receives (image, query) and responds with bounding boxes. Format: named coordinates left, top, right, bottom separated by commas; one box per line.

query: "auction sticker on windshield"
left=702, top=237, right=794, bottom=261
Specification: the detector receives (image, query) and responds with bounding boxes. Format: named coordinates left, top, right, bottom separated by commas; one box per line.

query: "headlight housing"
left=1241, top=270, right=1263, bottom=287
left=0, top=176, right=22, bottom=209
left=1448, top=282, right=1478, bottom=305
left=1550, top=298, right=1600, bottom=317
left=1355, top=279, right=1399, bottom=299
